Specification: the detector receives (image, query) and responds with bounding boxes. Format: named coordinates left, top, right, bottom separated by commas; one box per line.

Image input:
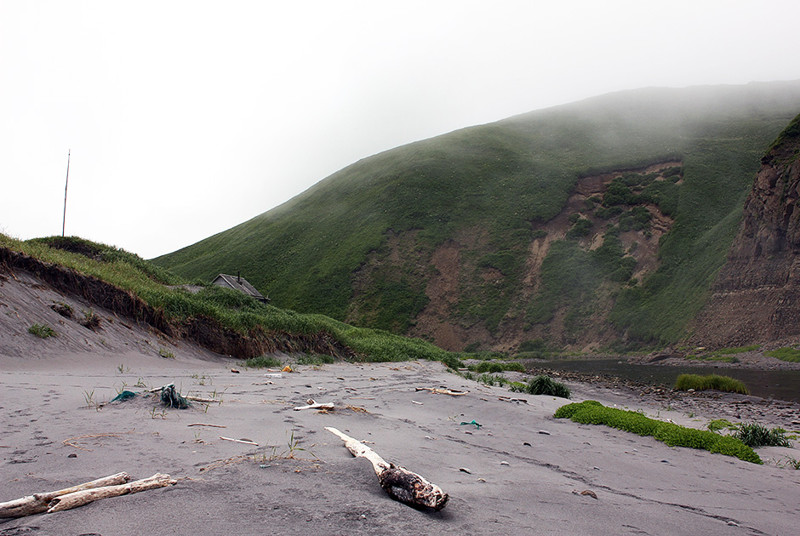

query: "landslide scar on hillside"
left=522, top=160, right=681, bottom=299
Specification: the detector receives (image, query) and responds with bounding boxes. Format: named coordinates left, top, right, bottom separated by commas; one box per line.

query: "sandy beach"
left=2, top=268, right=800, bottom=535
left=1, top=348, right=799, bottom=536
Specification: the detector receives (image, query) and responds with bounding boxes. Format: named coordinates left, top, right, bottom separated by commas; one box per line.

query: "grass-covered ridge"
left=0, top=235, right=460, bottom=367
left=555, top=400, right=761, bottom=464
left=155, top=81, right=800, bottom=351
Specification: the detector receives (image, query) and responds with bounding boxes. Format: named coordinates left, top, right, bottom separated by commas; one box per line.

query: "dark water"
left=524, top=359, right=800, bottom=403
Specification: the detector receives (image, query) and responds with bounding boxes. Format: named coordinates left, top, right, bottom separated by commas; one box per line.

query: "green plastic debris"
left=460, top=419, right=482, bottom=429
left=111, top=390, right=137, bottom=403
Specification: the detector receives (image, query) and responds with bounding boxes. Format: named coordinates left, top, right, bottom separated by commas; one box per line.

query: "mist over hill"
left=155, top=80, right=800, bottom=352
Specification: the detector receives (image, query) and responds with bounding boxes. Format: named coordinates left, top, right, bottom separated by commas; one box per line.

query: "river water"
left=523, top=359, right=800, bottom=403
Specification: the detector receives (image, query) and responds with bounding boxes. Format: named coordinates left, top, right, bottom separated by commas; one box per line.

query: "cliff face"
left=691, top=115, right=800, bottom=346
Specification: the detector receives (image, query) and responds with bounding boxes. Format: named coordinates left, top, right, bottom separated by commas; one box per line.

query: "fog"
left=2, top=0, right=799, bottom=258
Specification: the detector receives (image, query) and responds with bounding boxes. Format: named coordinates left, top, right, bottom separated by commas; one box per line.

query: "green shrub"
left=675, top=374, right=749, bottom=394
left=245, top=355, right=283, bottom=368
left=28, top=323, right=56, bottom=338
left=522, top=375, right=571, bottom=398
left=734, top=423, right=792, bottom=448
left=555, top=400, right=761, bottom=464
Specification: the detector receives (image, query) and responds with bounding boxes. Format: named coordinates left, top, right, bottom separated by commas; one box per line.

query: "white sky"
left=2, top=0, right=799, bottom=258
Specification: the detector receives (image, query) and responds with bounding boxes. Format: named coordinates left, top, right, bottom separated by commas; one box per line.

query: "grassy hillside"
left=0, top=235, right=457, bottom=365
left=155, top=81, right=800, bottom=351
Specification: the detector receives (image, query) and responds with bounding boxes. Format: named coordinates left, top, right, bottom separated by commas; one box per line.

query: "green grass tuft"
left=28, top=323, right=57, bottom=338
left=514, top=375, right=571, bottom=398
left=674, top=374, right=749, bottom=394
left=555, top=400, right=761, bottom=463
left=734, top=423, right=792, bottom=448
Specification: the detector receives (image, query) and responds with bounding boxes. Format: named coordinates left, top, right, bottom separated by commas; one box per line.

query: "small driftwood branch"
left=219, top=436, right=258, bottom=446
left=498, top=396, right=528, bottom=404
left=186, top=396, right=220, bottom=404
left=188, top=423, right=226, bottom=428
left=47, top=473, right=176, bottom=513
left=325, top=427, right=448, bottom=511
left=415, top=387, right=468, bottom=396
left=294, top=399, right=334, bottom=411
left=0, top=472, right=130, bottom=518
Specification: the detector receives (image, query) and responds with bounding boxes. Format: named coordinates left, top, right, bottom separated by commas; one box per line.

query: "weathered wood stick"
left=294, top=399, right=334, bottom=411
left=186, top=395, right=219, bottom=404
left=46, top=473, right=176, bottom=513
left=188, top=423, right=227, bottom=428
left=0, top=472, right=130, bottom=518
left=325, top=427, right=448, bottom=511
left=219, top=436, right=258, bottom=446
left=415, top=387, right=468, bottom=396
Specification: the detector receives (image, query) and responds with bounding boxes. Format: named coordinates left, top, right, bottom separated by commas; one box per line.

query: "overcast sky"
left=2, top=0, right=799, bottom=259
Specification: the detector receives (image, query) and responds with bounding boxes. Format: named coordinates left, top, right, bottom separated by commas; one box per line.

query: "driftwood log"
left=325, top=427, right=448, bottom=511
left=47, top=473, right=176, bottom=513
left=0, top=472, right=130, bottom=518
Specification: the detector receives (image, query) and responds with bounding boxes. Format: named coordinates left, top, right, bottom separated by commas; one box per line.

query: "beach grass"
left=555, top=400, right=761, bottom=464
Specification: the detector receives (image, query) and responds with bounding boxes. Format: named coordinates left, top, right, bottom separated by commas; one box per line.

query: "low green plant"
left=475, top=373, right=510, bottom=387
left=28, top=323, right=56, bottom=338
left=245, top=355, right=282, bottom=368
left=468, top=361, right=525, bottom=373
left=733, top=423, right=792, bottom=448
left=675, top=374, right=749, bottom=394
left=765, top=347, right=800, bottom=362
left=707, top=419, right=737, bottom=433
left=515, top=375, right=571, bottom=398
left=158, top=348, right=175, bottom=359
left=555, top=400, right=761, bottom=464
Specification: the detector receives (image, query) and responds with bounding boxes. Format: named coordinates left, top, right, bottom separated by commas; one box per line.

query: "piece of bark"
left=325, top=427, right=448, bottom=511
left=294, top=399, right=334, bottom=411
left=0, top=472, right=130, bottom=518
left=414, top=387, right=468, bottom=396
left=46, top=473, right=176, bottom=513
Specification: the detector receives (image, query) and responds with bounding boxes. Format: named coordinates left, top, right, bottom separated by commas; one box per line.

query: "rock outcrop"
left=692, top=114, right=800, bottom=346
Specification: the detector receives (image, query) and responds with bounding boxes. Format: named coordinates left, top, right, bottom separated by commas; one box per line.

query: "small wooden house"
left=211, top=273, right=269, bottom=303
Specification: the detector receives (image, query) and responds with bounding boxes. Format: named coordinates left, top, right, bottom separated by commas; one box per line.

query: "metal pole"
left=62, top=149, right=70, bottom=237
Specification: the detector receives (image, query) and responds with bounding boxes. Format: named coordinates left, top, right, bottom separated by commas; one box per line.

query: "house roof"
left=212, top=274, right=269, bottom=302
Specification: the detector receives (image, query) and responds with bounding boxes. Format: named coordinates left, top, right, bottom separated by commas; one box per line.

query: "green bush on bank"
left=675, top=374, right=749, bottom=394
left=554, top=400, right=761, bottom=464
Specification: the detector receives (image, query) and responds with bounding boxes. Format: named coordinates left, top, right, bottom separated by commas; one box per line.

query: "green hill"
left=155, top=81, right=800, bottom=352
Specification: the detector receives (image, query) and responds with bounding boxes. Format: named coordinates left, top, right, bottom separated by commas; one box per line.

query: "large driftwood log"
left=0, top=472, right=130, bottom=518
left=46, top=473, right=176, bottom=513
left=325, top=427, right=448, bottom=511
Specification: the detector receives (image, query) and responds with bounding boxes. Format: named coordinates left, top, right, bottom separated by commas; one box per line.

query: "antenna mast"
left=62, top=149, right=70, bottom=237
